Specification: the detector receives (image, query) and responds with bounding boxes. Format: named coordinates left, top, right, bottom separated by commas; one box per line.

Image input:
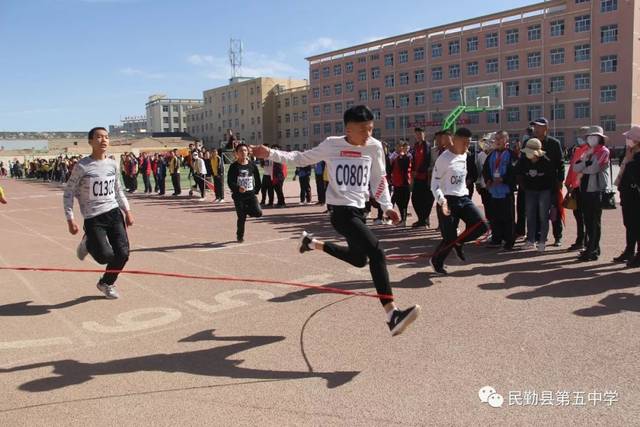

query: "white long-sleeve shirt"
left=63, top=156, right=129, bottom=221
left=267, top=136, right=393, bottom=211
left=431, top=149, right=469, bottom=205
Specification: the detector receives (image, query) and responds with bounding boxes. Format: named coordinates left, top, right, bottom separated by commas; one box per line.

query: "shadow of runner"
left=130, top=241, right=236, bottom=253
left=0, top=330, right=359, bottom=391
left=573, top=292, right=640, bottom=317
left=0, top=296, right=102, bottom=317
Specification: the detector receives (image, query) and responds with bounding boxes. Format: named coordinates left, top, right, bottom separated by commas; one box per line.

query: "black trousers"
left=171, top=173, right=181, bottom=195
left=411, top=180, right=430, bottom=223
left=550, top=189, right=563, bottom=240
left=516, top=188, right=526, bottom=236
left=153, top=173, right=159, bottom=192
left=477, top=187, right=492, bottom=222
left=157, top=174, right=166, bottom=195
left=299, top=176, right=311, bottom=202
left=260, top=175, right=274, bottom=205
left=392, top=186, right=410, bottom=221
left=572, top=189, right=586, bottom=247
left=433, top=195, right=489, bottom=265
left=84, top=208, right=129, bottom=286
left=621, top=191, right=640, bottom=254
left=142, top=174, right=152, bottom=193
left=580, top=191, right=602, bottom=256
left=194, top=173, right=205, bottom=198
left=233, top=194, right=262, bottom=239
left=489, top=194, right=515, bottom=246
left=213, top=175, right=224, bottom=200
left=315, top=174, right=326, bottom=203
left=274, top=181, right=285, bottom=205
left=129, top=175, right=138, bottom=191
left=323, top=206, right=393, bottom=306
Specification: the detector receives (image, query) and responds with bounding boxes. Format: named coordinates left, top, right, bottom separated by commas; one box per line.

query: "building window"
left=506, top=55, right=519, bottom=71
left=359, top=90, right=368, bottom=101
left=575, top=15, right=591, bottom=32
left=550, top=76, right=565, bottom=92
left=600, top=0, right=618, bottom=12
left=357, top=56, right=366, bottom=64
left=415, top=92, right=425, bottom=105
left=505, top=29, right=519, bottom=44
left=385, top=96, right=395, bottom=108
left=528, top=52, right=541, bottom=68
left=322, top=85, right=330, bottom=96
left=466, top=112, right=480, bottom=124
left=550, top=20, right=565, bottom=37
left=358, top=69, right=366, bottom=81
left=600, top=115, right=616, bottom=132
left=431, top=43, right=442, bottom=58
left=486, top=32, right=498, bottom=48
left=346, top=101, right=354, bottom=109
left=345, top=61, right=353, bottom=72
left=575, top=73, right=591, bottom=90
left=285, top=129, right=291, bottom=138
left=333, top=103, right=342, bottom=114
left=600, top=85, right=617, bottom=102
left=487, top=111, right=500, bottom=124
left=449, top=40, right=460, bottom=55
left=371, top=67, right=380, bottom=79
left=312, top=69, right=319, bottom=80
left=322, top=67, right=330, bottom=78
left=313, top=124, right=321, bottom=135
left=432, top=112, right=443, bottom=123
left=486, top=58, right=498, bottom=73
left=384, top=74, right=395, bottom=87
left=528, top=24, right=541, bottom=41
left=384, top=53, right=394, bottom=66
left=172, top=117, right=179, bottom=123
left=399, top=50, right=409, bottom=63
left=293, top=112, right=299, bottom=122
left=323, top=104, right=330, bottom=114
left=550, top=48, right=565, bottom=65
left=323, top=123, right=331, bottom=134
left=414, top=114, right=426, bottom=125
left=312, top=106, right=320, bottom=116
left=449, top=64, right=460, bottom=79
left=313, top=87, right=320, bottom=98
left=172, top=105, right=179, bottom=112
left=528, top=78, right=542, bottom=95
left=371, top=88, right=381, bottom=100
left=385, top=117, right=395, bottom=129
left=551, top=103, right=565, bottom=120
left=335, top=122, right=344, bottom=133
left=449, top=88, right=461, bottom=102
left=346, top=81, right=354, bottom=92
left=162, top=105, right=169, bottom=112
left=333, top=64, right=342, bottom=76
left=285, top=98, right=290, bottom=107
left=334, top=83, right=342, bottom=95
left=506, top=81, right=520, bottom=97
left=467, top=61, right=479, bottom=76
left=574, top=44, right=590, bottom=62
left=302, top=95, right=307, bottom=104
left=432, top=67, right=443, bottom=80
left=601, top=24, right=618, bottom=43
left=415, top=69, right=425, bottom=83
left=398, top=72, right=408, bottom=85
left=574, top=102, right=590, bottom=119
left=371, top=109, right=381, bottom=120
left=600, top=55, right=618, bottom=72
left=414, top=47, right=425, bottom=60
left=432, top=90, right=443, bottom=103
left=507, top=107, right=520, bottom=122
left=467, top=36, right=478, bottom=52
left=399, top=94, right=409, bottom=107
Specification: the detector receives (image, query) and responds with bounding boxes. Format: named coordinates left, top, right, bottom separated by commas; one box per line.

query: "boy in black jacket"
left=227, top=143, right=262, bottom=242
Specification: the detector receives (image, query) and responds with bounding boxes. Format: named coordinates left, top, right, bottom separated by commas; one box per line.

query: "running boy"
left=63, top=127, right=134, bottom=299
left=251, top=105, right=420, bottom=337
left=227, top=143, right=262, bottom=242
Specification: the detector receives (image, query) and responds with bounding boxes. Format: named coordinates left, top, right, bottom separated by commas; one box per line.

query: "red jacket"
left=391, top=154, right=412, bottom=187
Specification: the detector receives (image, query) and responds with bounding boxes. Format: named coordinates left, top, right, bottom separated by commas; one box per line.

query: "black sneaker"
left=627, top=255, right=640, bottom=268
left=568, top=242, right=584, bottom=251
left=430, top=257, right=448, bottom=275
left=552, top=238, right=563, bottom=247
left=454, top=243, right=466, bottom=261
left=411, top=221, right=427, bottom=228
left=299, top=231, right=314, bottom=254
left=237, top=237, right=244, bottom=243
left=387, top=305, right=421, bottom=337
left=613, top=252, right=633, bottom=263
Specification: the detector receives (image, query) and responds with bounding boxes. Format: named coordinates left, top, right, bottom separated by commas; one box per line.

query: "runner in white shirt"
left=252, top=105, right=420, bottom=337
left=430, top=128, right=489, bottom=275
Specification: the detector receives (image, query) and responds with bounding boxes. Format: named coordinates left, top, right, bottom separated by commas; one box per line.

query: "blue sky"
left=0, top=0, right=532, bottom=131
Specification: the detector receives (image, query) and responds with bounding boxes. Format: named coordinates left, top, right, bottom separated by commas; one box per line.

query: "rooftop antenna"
left=229, top=38, right=243, bottom=79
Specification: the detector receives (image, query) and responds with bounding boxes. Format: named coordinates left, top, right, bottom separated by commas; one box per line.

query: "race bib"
left=332, top=157, right=371, bottom=192
left=237, top=175, right=254, bottom=191
left=89, top=177, right=116, bottom=201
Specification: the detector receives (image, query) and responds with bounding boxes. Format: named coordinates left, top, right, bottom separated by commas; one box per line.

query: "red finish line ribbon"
left=0, top=266, right=394, bottom=300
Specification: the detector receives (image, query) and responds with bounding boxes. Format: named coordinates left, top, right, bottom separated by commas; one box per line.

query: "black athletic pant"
left=392, top=186, right=410, bottom=222
left=194, top=173, right=205, bottom=198
left=621, top=191, right=640, bottom=254
left=477, top=187, right=492, bottom=222
left=274, top=182, right=285, bottom=206
left=260, top=175, right=274, bottom=205
left=153, top=173, right=159, bottom=192
left=84, top=208, right=129, bottom=286
left=233, top=194, right=263, bottom=239
left=158, top=174, right=166, bottom=195
left=550, top=189, right=563, bottom=240
left=299, top=176, right=311, bottom=202
left=489, top=194, right=515, bottom=247
left=142, top=174, right=152, bottom=193
left=323, top=206, right=393, bottom=306
left=580, top=191, right=602, bottom=256
left=432, top=195, right=489, bottom=266
left=516, top=188, right=526, bottom=236
left=171, top=173, right=181, bottom=195
left=213, top=175, right=224, bottom=199
left=572, top=189, right=586, bottom=247
left=315, top=174, right=326, bottom=204
left=411, top=180, right=430, bottom=224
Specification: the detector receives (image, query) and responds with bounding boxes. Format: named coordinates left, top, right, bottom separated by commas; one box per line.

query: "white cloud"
left=301, top=37, right=343, bottom=55
left=187, top=54, right=215, bottom=66
left=119, top=67, right=165, bottom=79
left=187, top=51, right=303, bottom=81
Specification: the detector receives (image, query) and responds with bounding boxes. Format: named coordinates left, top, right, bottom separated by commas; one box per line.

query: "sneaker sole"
left=391, top=305, right=421, bottom=337
left=96, top=284, right=119, bottom=299
left=298, top=232, right=312, bottom=254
